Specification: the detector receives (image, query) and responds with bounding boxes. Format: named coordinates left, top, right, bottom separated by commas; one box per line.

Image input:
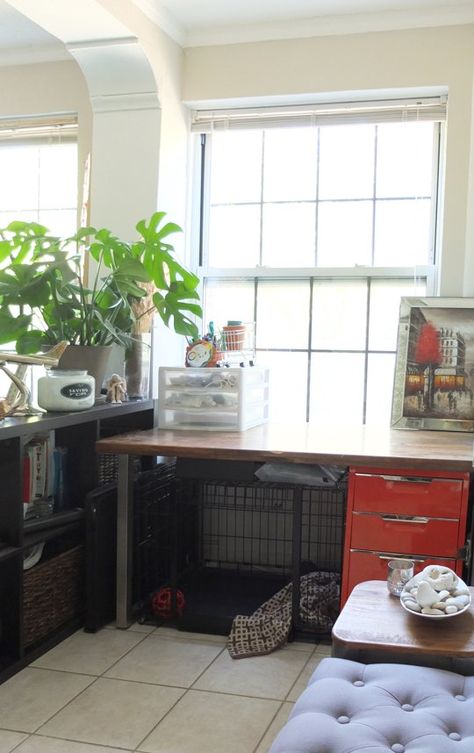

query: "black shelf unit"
left=0, top=400, right=155, bottom=683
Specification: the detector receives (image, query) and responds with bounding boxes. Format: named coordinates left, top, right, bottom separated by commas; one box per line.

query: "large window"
left=0, top=115, right=78, bottom=235
left=194, top=98, right=444, bottom=425
left=0, top=115, right=78, bottom=397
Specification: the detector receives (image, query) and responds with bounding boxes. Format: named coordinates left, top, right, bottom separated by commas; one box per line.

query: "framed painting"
left=391, top=297, right=474, bottom=432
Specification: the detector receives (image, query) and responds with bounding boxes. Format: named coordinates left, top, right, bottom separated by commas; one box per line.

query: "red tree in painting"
left=414, top=322, right=441, bottom=409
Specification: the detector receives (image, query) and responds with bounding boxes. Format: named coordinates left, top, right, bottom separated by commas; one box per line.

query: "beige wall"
left=183, top=24, right=474, bottom=296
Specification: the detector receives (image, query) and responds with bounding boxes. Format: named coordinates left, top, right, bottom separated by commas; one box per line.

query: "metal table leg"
left=116, top=454, right=134, bottom=628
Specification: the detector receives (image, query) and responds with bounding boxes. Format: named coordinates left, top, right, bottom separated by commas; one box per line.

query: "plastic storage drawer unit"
left=158, top=366, right=269, bottom=431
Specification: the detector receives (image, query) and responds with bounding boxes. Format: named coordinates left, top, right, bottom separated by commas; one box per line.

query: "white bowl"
left=400, top=571, right=471, bottom=620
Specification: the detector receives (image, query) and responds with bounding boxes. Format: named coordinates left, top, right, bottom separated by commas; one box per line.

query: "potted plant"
left=0, top=213, right=202, bottom=396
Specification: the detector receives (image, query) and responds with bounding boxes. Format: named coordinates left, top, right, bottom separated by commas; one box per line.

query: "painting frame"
left=391, top=297, right=474, bottom=432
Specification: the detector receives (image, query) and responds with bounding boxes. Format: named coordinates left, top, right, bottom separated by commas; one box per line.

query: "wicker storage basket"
left=98, top=453, right=141, bottom=485
left=23, top=545, right=85, bottom=647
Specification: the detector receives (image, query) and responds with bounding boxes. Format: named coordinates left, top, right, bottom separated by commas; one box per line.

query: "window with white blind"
left=0, top=115, right=78, bottom=235
left=193, top=97, right=444, bottom=425
left=0, top=115, right=78, bottom=396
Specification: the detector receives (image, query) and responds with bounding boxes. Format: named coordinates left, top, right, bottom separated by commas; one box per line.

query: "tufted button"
left=449, top=733, right=461, bottom=741
left=337, top=716, right=350, bottom=724
left=401, top=704, right=413, bottom=712
left=391, top=745, right=405, bottom=753
left=353, top=680, right=364, bottom=687
left=455, top=695, right=466, bottom=702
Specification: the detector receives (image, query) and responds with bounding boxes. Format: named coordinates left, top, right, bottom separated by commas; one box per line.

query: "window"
left=0, top=115, right=78, bottom=398
left=0, top=115, right=78, bottom=235
left=194, top=98, right=444, bottom=425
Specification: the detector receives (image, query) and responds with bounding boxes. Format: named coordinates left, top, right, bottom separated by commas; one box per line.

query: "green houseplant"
left=0, top=213, right=202, bottom=394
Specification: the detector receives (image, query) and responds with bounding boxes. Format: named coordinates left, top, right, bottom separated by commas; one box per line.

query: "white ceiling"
left=1, top=0, right=474, bottom=65
left=0, top=0, right=69, bottom=65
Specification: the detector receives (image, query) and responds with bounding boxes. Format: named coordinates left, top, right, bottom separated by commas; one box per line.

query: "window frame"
left=192, top=99, right=444, bottom=424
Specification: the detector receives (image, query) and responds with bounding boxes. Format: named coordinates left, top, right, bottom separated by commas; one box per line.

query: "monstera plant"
left=0, top=212, right=202, bottom=353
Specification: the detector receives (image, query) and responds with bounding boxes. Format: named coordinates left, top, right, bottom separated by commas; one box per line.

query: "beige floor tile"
left=138, top=689, right=280, bottom=753
left=0, top=729, right=28, bottom=752
left=15, top=736, right=132, bottom=753
left=105, top=633, right=223, bottom=687
left=155, top=626, right=227, bottom=644
left=0, top=668, right=94, bottom=733
left=314, top=642, right=332, bottom=657
left=38, top=677, right=183, bottom=749
left=285, top=639, right=315, bottom=653
left=193, top=646, right=308, bottom=700
left=105, top=622, right=156, bottom=634
left=286, top=654, right=325, bottom=701
left=32, top=628, right=145, bottom=675
left=254, top=702, right=294, bottom=753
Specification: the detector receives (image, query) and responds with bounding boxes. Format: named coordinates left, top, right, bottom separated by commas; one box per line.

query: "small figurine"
left=185, top=322, right=222, bottom=368
left=106, top=373, right=128, bottom=404
left=185, top=339, right=220, bottom=368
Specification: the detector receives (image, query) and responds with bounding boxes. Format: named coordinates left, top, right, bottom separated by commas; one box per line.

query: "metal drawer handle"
left=376, top=475, right=433, bottom=484
left=381, top=514, right=429, bottom=524
left=378, top=554, right=426, bottom=563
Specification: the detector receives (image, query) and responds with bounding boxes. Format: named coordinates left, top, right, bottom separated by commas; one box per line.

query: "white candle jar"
left=37, top=369, right=95, bottom=412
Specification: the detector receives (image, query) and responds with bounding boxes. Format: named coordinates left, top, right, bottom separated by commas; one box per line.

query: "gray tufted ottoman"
left=269, top=657, right=474, bottom=752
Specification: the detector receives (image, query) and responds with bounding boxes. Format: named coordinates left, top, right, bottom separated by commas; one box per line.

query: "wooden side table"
left=332, top=580, right=474, bottom=671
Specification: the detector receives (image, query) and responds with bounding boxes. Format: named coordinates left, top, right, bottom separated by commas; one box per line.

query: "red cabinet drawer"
left=352, top=473, right=463, bottom=518
left=344, top=550, right=460, bottom=601
left=351, top=512, right=460, bottom=557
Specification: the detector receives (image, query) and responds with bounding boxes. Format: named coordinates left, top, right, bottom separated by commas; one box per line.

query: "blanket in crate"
left=227, top=570, right=339, bottom=659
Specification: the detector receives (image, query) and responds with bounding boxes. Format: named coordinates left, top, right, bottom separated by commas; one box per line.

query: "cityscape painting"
left=391, top=298, right=474, bottom=431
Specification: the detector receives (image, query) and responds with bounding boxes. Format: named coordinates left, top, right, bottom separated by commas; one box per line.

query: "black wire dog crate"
left=134, top=465, right=347, bottom=639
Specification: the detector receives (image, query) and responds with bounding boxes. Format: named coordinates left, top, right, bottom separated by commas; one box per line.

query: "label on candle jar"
left=37, top=369, right=95, bottom=412
left=60, top=383, right=93, bottom=400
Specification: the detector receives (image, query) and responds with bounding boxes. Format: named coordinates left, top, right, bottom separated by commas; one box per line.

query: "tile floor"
left=0, top=623, right=331, bottom=753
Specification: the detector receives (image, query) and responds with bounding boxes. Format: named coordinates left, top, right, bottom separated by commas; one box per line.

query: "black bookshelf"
left=0, top=400, right=155, bottom=683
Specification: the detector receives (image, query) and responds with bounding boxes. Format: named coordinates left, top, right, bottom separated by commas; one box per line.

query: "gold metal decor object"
left=0, top=341, right=69, bottom=419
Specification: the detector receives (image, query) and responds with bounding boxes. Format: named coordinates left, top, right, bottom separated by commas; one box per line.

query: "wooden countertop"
left=96, top=422, right=474, bottom=472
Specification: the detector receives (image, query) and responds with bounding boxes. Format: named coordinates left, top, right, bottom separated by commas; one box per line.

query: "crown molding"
left=0, top=43, right=71, bottom=67
left=184, top=6, right=474, bottom=47
left=132, top=0, right=187, bottom=45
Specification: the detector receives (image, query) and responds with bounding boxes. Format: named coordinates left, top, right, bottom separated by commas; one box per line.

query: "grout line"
left=251, top=700, right=285, bottom=753
left=31, top=674, right=100, bottom=736
left=11, top=631, right=312, bottom=752
left=133, top=643, right=228, bottom=751
left=95, top=630, right=156, bottom=678
left=25, top=628, right=154, bottom=738
left=283, top=648, right=319, bottom=702
left=31, top=730, right=134, bottom=750
left=8, top=731, right=33, bottom=753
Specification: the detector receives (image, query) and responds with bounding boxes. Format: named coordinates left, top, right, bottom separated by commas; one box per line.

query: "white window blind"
left=0, top=113, right=78, bottom=237
left=0, top=114, right=77, bottom=143
left=192, top=97, right=446, bottom=132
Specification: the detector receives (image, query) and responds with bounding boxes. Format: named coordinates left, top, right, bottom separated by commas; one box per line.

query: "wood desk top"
left=332, top=580, right=474, bottom=657
left=96, top=422, right=474, bottom=472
